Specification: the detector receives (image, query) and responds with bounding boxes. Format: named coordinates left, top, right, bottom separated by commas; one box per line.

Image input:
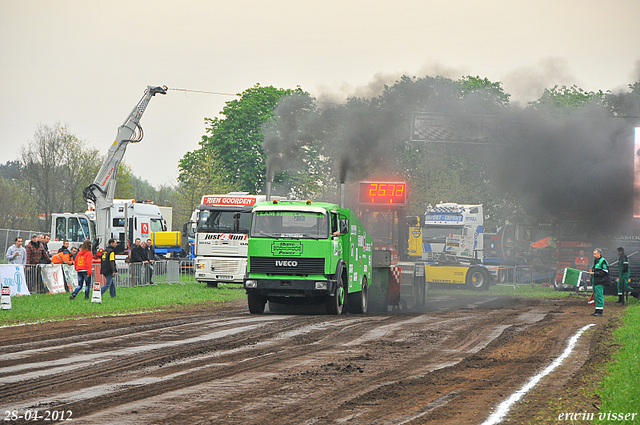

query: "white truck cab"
left=50, top=199, right=167, bottom=253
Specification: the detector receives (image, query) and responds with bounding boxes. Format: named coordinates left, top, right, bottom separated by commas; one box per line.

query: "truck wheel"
left=247, top=293, right=266, bottom=314
left=326, top=276, right=345, bottom=315
left=498, top=269, right=507, bottom=283
left=348, top=276, right=368, bottom=314
left=466, top=267, right=489, bottom=291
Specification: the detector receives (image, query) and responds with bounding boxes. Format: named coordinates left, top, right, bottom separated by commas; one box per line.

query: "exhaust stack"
left=266, top=181, right=272, bottom=202
left=340, top=183, right=345, bottom=208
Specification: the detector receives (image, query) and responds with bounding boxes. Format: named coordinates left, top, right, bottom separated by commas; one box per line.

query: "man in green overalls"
left=616, top=247, right=632, bottom=305
left=590, top=248, right=609, bottom=317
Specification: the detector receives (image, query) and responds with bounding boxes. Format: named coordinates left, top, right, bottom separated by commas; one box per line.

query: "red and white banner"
left=201, top=196, right=257, bottom=207
left=41, top=265, right=66, bottom=294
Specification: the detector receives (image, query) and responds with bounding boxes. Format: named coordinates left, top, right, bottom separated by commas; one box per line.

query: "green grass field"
left=0, top=281, right=247, bottom=326
left=596, top=300, right=640, bottom=424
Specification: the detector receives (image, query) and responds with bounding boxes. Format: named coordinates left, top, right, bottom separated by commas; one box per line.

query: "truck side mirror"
left=182, top=223, right=188, bottom=234
left=339, top=218, right=349, bottom=235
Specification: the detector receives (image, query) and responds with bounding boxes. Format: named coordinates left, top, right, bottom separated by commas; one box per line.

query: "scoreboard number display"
left=358, top=182, right=406, bottom=206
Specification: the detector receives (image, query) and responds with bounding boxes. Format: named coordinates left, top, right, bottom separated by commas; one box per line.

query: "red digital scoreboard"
left=358, top=182, right=406, bottom=206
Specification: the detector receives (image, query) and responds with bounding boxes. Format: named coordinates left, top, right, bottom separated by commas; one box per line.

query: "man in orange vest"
left=51, top=249, right=73, bottom=265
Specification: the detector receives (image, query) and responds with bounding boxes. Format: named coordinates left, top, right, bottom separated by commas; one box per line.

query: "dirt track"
left=0, top=294, right=614, bottom=424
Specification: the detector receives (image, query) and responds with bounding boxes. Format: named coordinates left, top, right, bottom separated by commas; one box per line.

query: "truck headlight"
left=245, top=280, right=258, bottom=288
left=315, top=281, right=328, bottom=290
left=197, top=263, right=205, bottom=270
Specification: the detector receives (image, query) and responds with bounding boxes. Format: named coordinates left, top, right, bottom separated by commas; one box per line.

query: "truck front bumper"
left=244, top=278, right=336, bottom=298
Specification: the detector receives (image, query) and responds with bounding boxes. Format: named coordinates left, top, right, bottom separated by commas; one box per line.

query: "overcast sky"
left=1, top=0, right=639, bottom=187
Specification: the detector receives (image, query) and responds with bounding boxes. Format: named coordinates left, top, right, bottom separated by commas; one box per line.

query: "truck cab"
left=421, top=203, right=483, bottom=263
left=243, top=201, right=372, bottom=315
left=49, top=199, right=171, bottom=254
left=51, top=213, right=96, bottom=249
left=193, top=193, right=268, bottom=286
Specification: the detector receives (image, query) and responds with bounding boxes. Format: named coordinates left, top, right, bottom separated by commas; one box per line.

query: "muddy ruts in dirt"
left=0, top=296, right=603, bottom=424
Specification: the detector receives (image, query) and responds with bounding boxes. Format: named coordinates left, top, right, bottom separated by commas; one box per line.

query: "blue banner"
left=425, top=214, right=463, bottom=222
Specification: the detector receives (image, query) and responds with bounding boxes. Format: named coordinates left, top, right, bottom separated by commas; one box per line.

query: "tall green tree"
left=177, top=147, right=233, bottom=215
left=199, top=84, right=308, bottom=194
left=603, top=80, right=640, bottom=117
left=19, top=123, right=102, bottom=224
left=113, top=163, right=135, bottom=199
left=369, top=75, right=512, bottom=218
left=528, top=84, right=606, bottom=114
left=0, top=176, right=40, bottom=230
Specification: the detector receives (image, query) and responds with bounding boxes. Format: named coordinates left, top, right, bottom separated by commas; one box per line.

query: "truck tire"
left=247, top=293, right=266, bottom=314
left=326, top=276, right=345, bottom=315
left=348, top=276, right=368, bottom=314
left=498, top=269, right=507, bottom=283
left=466, top=267, right=489, bottom=291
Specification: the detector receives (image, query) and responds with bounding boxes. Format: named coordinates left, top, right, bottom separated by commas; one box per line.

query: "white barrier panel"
left=1, top=285, right=11, bottom=309
left=63, top=265, right=78, bottom=292
left=41, top=265, right=66, bottom=294
left=91, top=282, right=102, bottom=303
left=0, top=264, right=30, bottom=296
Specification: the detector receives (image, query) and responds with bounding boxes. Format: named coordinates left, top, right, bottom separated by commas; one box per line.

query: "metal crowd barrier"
left=494, top=265, right=535, bottom=288
left=178, top=260, right=195, bottom=284
left=23, top=264, right=45, bottom=294
left=19, top=260, right=195, bottom=294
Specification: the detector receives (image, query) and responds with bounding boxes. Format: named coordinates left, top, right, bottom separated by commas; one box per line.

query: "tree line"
left=2, top=77, right=639, bottom=234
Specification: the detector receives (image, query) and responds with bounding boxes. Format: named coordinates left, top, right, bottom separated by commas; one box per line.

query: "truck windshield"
left=150, top=218, right=164, bottom=232
left=422, top=225, right=463, bottom=243
left=198, top=210, right=251, bottom=234
left=251, top=211, right=328, bottom=239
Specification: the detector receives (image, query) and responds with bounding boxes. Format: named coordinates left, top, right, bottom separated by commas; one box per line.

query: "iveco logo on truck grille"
left=275, top=260, right=298, bottom=267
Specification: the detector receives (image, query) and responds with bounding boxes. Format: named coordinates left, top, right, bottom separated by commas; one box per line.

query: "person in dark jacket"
left=590, top=248, right=609, bottom=316
left=58, top=240, right=71, bottom=253
left=616, top=247, right=632, bottom=305
left=130, top=238, right=145, bottom=285
left=100, top=239, right=118, bottom=298
left=145, top=238, right=155, bottom=284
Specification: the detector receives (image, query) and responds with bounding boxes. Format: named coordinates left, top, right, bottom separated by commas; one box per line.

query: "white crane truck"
left=49, top=86, right=180, bottom=255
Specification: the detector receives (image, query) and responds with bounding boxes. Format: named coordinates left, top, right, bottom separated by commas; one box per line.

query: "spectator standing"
left=37, top=234, right=51, bottom=264
left=70, top=247, right=78, bottom=261
left=574, top=250, right=590, bottom=289
left=145, top=238, right=155, bottom=284
left=26, top=234, right=48, bottom=293
left=130, top=238, right=145, bottom=285
left=5, top=237, right=27, bottom=265
left=26, top=235, right=48, bottom=265
left=58, top=240, right=70, bottom=253
left=590, top=248, right=609, bottom=317
left=615, top=247, right=632, bottom=305
left=140, top=241, right=150, bottom=284
left=100, top=238, right=118, bottom=298
left=70, top=240, right=94, bottom=300
left=574, top=250, right=589, bottom=269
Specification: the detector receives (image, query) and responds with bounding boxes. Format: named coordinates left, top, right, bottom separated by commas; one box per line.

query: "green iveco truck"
left=244, top=200, right=389, bottom=314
